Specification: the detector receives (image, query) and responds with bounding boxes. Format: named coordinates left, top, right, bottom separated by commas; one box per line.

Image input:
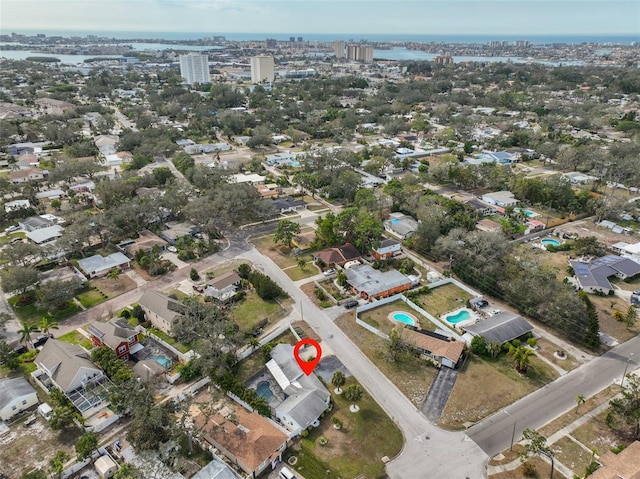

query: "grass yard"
left=236, top=330, right=299, bottom=383
left=148, top=327, right=191, bottom=354
left=438, top=354, right=559, bottom=430
left=9, top=294, right=81, bottom=326
left=412, top=282, right=473, bottom=317
left=551, top=436, right=595, bottom=478
left=57, top=330, right=93, bottom=350
left=251, top=234, right=316, bottom=270
left=489, top=456, right=566, bottom=479
left=570, top=409, right=636, bottom=455
left=534, top=337, right=580, bottom=371
left=336, top=313, right=438, bottom=407
left=202, top=259, right=245, bottom=278
left=590, top=295, right=640, bottom=344
left=229, top=291, right=287, bottom=333
left=284, top=261, right=320, bottom=281
left=285, top=377, right=403, bottom=479
left=358, top=299, right=435, bottom=335
left=318, top=279, right=351, bottom=301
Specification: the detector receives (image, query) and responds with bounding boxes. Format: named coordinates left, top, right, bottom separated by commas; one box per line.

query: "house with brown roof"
left=9, top=167, right=46, bottom=184
left=89, top=318, right=142, bottom=360
left=204, top=271, right=242, bottom=302
left=190, top=397, right=289, bottom=478
left=291, top=231, right=315, bottom=251
left=35, top=97, right=75, bottom=116
left=402, top=327, right=465, bottom=369
left=590, top=440, right=640, bottom=479
left=138, top=290, right=185, bottom=334
left=313, top=243, right=361, bottom=267
left=476, top=219, right=502, bottom=233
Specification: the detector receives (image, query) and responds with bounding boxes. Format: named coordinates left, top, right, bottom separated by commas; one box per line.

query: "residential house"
left=570, top=255, right=640, bottom=295
left=478, top=151, right=517, bottom=164
left=589, top=440, right=640, bottom=479
left=371, top=238, right=402, bottom=260
left=0, top=377, right=39, bottom=421
left=265, top=152, right=302, bottom=168
left=270, top=196, right=306, bottom=214
left=611, top=241, right=640, bottom=262
left=230, top=173, right=265, bottom=185
left=4, top=199, right=30, bottom=213
left=345, top=264, right=412, bottom=299
left=94, top=135, right=119, bottom=156
left=14, top=152, right=39, bottom=169
left=26, top=225, right=63, bottom=244
left=88, top=318, right=142, bottom=360
left=19, top=216, right=54, bottom=232
left=463, top=312, right=533, bottom=345
left=191, top=397, right=289, bottom=479
left=525, top=220, right=546, bottom=233
left=35, top=97, right=75, bottom=116
left=255, top=183, right=281, bottom=198
left=463, top=198, right=496, bottom=216
left=267, top=344, right=331, bottom=436
left=138, top=290, right=185, bottom=334
left=402, top=328, right=465, bottom=369
left=476, top=219, right=502, bottom=234
left=481, top=191, right=519, bottom=207
left=104, top=151, right=133, bottom=167
left=77, top=252, right=131, bottom=278
left=383, top=212, right=419, bottom=239
left=313, top=243, right=362, bottom=267
left=204, top=271, right=241, bottom=302
left=291, top=231, right=315, bottom=251
left=9, top=167, right=46, bottom=184
left=35, top=189, right=65, bottom=202
left=191, top=459, right=242, bottom=479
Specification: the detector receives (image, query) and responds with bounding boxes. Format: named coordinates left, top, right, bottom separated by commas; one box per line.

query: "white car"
left=323, top=268, right=336, bottom=276
left=4, top=225, right=19, bottom=233
left=167, top=246, right=177, bottom=253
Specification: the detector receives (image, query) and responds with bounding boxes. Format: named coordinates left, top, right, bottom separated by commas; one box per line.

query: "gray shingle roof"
left=464, top=312, right=533, bottom=344
left=35, top=339, right=100, bottom=392
left=77, top=252, right=130, bottom=275
left=571, top=255, right=640, bottom=291
left=138, top=290, right=184, bottom=324
left=345, top=264, right=411, bottom=297
left=89, top=318, right=136, bottom=350
left=0, top=377, right=37, bottom=408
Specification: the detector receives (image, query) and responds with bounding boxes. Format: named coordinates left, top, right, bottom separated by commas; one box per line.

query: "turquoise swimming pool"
left=147, top=354, right=172, bottom=368
left=256, top=381, right=274, bottom=401
left=444, top=310, right=471, bottom=324
left=392, top=312, right=416, bottom=326
left=541, top=238, right=561, bottom=247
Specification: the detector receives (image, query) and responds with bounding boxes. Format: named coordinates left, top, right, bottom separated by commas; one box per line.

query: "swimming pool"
left=541, top=238, right=561, bottom=247
left=392, top=312, right=416, bottom=326
left=256, top=381, right=274, bottom=401
left=444, top=310, right=471, bottom=324
left=147, top=354, right=172, bottom=369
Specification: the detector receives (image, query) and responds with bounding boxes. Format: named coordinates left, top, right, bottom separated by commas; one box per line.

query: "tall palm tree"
left=508, top=344, right=535, bottom=374
left=39, top=317, right=59, bottom=337
left=18, top=323, right=40, bottom=350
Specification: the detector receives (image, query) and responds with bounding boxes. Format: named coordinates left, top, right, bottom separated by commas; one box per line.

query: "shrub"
left=470, top=335, right=487, bottom=355
left=320, top=301, right=332, bottom=308
left=318, top=436, right=328, bottom=446
left=120, top=309, right=131, bottom=319
left=300, top=429, right=309, bottom=438
left=527, top=337, right=537, bottom=348
left=234, top=291, right=246, bottom=302
left=237, top=263, right=252, bottom=279
left=190, top=268, right=200, bottom=281
left=314, top=288, right=326, bottom=300
left=521, top=462, right=538, bottom=478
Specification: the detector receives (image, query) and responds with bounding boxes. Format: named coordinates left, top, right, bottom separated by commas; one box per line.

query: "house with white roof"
left=0, top=377, right=39, bottom=421
left=77, top=252, right=130, bottom=278
left=266, top=344, right=331, bottom=436
left=384, top=212, right=419, bottom=239
left=481, top=191, right=519, bottom=207
left=611, top=241, right=640, bottom=262
left=26, top=225, right=63, bottom=244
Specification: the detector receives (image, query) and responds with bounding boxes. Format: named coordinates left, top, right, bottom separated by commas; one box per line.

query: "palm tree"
left=344, top=384, right=363, bottom=412
left=18, top=323, right=40, bottom=350
left=39, top=317, right=59, bottom=337
left=331, top=371, right=346, bottom=394
left=575, top=394, right=586, bottom=414
left=508, top=344, right=535, bottom=374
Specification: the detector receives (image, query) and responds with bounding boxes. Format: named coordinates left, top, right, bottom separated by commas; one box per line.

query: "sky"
left=1, top=0, right=638, bottom=37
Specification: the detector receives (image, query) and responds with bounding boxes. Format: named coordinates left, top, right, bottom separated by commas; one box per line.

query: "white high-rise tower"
left=179, top=53, right=211, bottom=85
left=250, top=55, right=275, bottom=84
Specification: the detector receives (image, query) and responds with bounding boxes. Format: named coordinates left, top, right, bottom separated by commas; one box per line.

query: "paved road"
left=240, top=248, right=488, bottom=479
left=467, top=338, right=640, bottom=456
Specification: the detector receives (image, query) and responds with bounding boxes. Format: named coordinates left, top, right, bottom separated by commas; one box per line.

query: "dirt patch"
left=0, top=418, right=81, bottom=478
left=554, top=219, right=632, bottom=247
left=590, top=295, right=640, bottom=344
left=92, top=275, right=137, bottom=295
left=534, top=337, right=580, bottom=371
left=489, top=455, right=567, bottom=479
left=301, top=282, right=327, bottom=308
left=571, top=409, right=636, bottom=454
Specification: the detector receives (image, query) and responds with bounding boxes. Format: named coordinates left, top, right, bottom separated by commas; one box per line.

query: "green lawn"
left=251, top=234, right=315, bottom=270
left=57, top=330, right=93, bottom=350
left=147, top=328, right=191, bottom=354
left=76, top=287, right=109, bottom=308
left=229, top=291, right=285, bottom=332
left=285, top=377, right=403, bottom=479
left=0, top=232, right=26, bottom=246
left=9, top=295, right=82, bottom=326
left=412, top=282, right=473, bottom=317
left=284, top=262, right=320, bottom=281
left=236, top=330, right=299, bottom=383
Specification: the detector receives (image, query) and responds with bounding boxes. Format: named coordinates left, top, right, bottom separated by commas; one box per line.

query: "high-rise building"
left=297, top=36, right=303, bottom=42
left=265, top=38, right=277, bottom=48
left=345, top=44, right=373, bottom=63
left=250, top=55, right=275, bottom=84
left=289, top=36, right=295, bottom=43
left=333, top=40, right=346, bottom=58
left=179, top=53, right=211, bottom=85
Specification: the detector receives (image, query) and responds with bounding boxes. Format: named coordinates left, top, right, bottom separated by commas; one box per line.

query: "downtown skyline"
left=1, top=0, right=639, bottom=38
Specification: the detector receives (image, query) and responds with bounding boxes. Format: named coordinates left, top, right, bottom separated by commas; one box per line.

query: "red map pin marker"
left=293, top=338, right=322, bottom=376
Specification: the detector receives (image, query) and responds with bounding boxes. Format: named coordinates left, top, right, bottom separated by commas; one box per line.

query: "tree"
left=113, top=464, right=143, bottom=479
left=39, top=317, right=59, bottom=336
left=20, top=470, right=47, bottom=479
left=580, top=293, right=601, bottom=349
left=0, top=266, right=40, bottom=293
left=388, top=328, right=410, bottom=362
left=508, top=344, right=535, bottom=374
left=237, top=263, right=252, bottom=279
left=344, top=384, right=364, bottom=412
left=331, top=371, right=346, bottom=394
left=75, top=431, right=99, bottom=461
left=273, top=219, right=301, bottom=249
left=520, top=429, right=555, bottom=479
left=106, top=268, right=121, bottom=281
left=624, top=306, right=638, bottom=330
left=36, top=279, right=80, bottom=312
left=17, top=323, right=39, bottom=349
left=606, top=374, right=640, bottom=439
left=470, top=335, right=487, bottom=355
left=189, top=268, right=200, bottom=281
left=576, top=394, right=586, bottom=414
left=48, top=450, right=70, bottom=479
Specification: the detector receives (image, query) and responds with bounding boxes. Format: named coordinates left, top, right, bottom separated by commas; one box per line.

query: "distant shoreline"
left=6, top=30, right=639, bottom=45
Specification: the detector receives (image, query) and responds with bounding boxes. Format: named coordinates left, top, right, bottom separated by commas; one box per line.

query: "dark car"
left=13, top=345, right=28, bottom=355
left=33, top=334, right=52, bottom=348
left=476, top=300, right=489, bottom=308
left=343, top=299, right=359, bottom=309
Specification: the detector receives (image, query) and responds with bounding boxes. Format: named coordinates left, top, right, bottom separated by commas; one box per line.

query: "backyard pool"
left=516, top=208, right=538, bottom=218
left=541, top=238, right=561, bottom=247
left=256, top=381, right=274, bottom=401
left=147, top=354, right=172, bottom=369
left=444, top=309, right=471, bottom=324
left=391, top=312, right=416, bottom=326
